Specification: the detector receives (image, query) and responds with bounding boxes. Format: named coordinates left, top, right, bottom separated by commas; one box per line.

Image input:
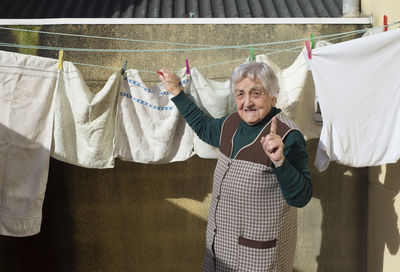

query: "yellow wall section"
left=361, top=0, right=400, bottom=27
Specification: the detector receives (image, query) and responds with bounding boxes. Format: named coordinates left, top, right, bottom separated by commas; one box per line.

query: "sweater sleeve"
left=171, top=90, right=227, bottom=147
left=273, top=130, right=313, bottom=208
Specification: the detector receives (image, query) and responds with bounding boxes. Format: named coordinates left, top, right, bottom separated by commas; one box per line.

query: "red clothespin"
left=384, top=15, right=388, bottom=31
left=185, top=58, right=190, bottom=74
left=157, top=70, right=164, bottom=78
left=305, top=41, right=311, bottom=59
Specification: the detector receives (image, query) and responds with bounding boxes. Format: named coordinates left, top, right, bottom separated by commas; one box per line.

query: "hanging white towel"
left=307, top=28, right=400, bottom=171
left=256, top=54, right=322, bottom=140
left=114, top=68, right=194, bottom=163
left=189, top=68, right=236, bottom=159
left=51, top=61, right=120, bottom=168
left=0, top=50, right=58, bottom=237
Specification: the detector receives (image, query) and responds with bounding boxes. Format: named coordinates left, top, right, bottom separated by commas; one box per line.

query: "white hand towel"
left=0, top=50, right=58, bottom=237
left=114, top=68, right=194, bottom=163
left=190, top=68, right=236, bottom=159
left=51, top=61, right=120, bottom=168
left=256, top=54, right=321, bottom=140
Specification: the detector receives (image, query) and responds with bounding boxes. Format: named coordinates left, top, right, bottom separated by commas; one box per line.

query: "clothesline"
left=1, top=23, right=397, bottom=51
left=0, top=22, right=398, bottom=74
left=0, top=26, right=377, bottom=73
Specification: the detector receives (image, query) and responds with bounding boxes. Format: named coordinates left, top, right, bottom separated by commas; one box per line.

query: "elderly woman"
left=158, top=61, right=312, bottom=272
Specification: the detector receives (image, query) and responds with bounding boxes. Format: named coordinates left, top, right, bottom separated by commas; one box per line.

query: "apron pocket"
left=238, top=236, right=276, bottom=249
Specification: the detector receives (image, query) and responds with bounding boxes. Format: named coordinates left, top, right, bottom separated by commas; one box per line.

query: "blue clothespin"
left=121, top=61, right=128, bottom=75
left=185, top=58, right=190, bottom=74
left=250, top=48, right=255, bottom=61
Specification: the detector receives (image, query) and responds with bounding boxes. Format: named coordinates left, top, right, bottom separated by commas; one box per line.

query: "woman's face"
left=234, top=77, right=276, bottom=125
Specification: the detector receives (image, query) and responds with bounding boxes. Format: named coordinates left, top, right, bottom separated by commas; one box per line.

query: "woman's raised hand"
left=157, top=69, right=181, bottom=96
left=260, top=117, right=285, bottom=167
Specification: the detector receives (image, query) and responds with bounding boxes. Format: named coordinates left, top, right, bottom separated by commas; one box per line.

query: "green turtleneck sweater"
left=172, top=91, right=312, bottom=208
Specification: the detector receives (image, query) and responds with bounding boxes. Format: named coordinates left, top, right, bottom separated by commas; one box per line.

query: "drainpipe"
left=343, top=0, right=360, bottom=17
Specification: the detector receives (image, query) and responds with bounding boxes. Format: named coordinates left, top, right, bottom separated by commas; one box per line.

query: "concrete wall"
left=368, top=164, right=400, bottom=272
left=360, top=2, right=400, bottom=271
left=0, top=23, right=370, bottom=272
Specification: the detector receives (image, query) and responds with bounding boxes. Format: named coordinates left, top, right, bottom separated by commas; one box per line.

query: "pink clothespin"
left=185, top=58, right=190, bottom=74
left=305, top=41, right=311, bottom=59
left=384, top=15, right=388, bottom=31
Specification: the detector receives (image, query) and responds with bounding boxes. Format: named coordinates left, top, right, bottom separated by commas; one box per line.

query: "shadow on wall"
left=301, top=139, right=369, bottom=272
left=0, top=154, right=215, bottom=272
left=0, top=159, right=76, bottom=272
left=0, top=122, right=65, bottom=271
left=368, top=163, right=400, bottom=272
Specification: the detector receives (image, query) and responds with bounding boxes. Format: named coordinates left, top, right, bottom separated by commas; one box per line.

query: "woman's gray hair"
left=230, top=61, right=279, bottom=98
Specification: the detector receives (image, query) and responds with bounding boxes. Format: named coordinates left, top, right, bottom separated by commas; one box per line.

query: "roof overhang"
left=0, top=17, right=373, bottom=25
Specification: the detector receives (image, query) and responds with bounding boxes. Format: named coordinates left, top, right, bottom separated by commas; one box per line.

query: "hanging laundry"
left=51, top=61, right=120, bottom=168
left=256, top=53, right=322, bottom=141
left=0, top=50, right=58, bottom=237
left=114, top=68, right=194, bottom=163
left=307, top=28, right=400, bottom=171
left=189, top=67, right=236, bottom=158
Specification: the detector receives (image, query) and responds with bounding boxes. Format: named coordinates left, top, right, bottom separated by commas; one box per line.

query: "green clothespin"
left=250, top=48, right=255, bottom=61
left=310, top=34, right=315, bottom=49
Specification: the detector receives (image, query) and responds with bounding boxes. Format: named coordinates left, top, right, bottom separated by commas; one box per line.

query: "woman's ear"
left=272, top=97, right=277, bottom=107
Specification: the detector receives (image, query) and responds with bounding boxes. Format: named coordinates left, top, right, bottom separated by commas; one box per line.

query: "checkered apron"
left=202, top=112, right=299, bottom=272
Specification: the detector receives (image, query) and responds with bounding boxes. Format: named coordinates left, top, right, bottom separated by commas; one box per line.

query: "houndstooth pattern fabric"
left=275, top=112, right=300, bottom=138
left=202, top=112, right=298, bottom=272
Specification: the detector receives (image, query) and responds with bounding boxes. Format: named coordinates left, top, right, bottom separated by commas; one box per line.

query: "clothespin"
left=305, top=41, right=311, bottom=60
left=310, top=34, right=315, bottom=49
left=384, top=15, right=388, bottom=31
left=157, top=71, right=164, bottom=78
left=58, top=50, right=64, bottom=71
left=185, top=58, right=190, bottom=74
left=250, top=48, right=255, bottom=61
left=121, top=60, right=128, bottom=75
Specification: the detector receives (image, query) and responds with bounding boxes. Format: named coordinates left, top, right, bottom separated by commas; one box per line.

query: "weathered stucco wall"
left=0, top=23, right=370, bottom=271
left=360, top=2, right=400, bottom=271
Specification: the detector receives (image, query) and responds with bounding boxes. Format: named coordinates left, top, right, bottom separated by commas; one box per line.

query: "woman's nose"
left=244, top=93, right=253, bottom=106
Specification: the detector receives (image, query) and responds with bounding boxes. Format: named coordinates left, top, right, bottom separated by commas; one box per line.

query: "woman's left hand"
left=260, top=117, right=285, bottom=167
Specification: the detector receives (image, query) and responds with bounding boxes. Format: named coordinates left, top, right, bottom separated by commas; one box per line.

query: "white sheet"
left=0, top=50, right=58, bottom=236
left=308, top=28, right=400, bottom=171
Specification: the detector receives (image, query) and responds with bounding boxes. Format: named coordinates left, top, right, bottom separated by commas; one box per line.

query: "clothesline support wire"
left=0, top=22, right=398, bottom=74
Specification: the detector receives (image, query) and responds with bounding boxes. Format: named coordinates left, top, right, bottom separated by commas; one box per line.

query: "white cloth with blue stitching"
left=114, top=68, right=194, bottom=163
